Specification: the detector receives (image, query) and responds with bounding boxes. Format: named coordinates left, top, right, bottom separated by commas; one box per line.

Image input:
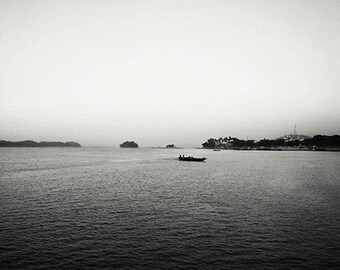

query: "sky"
left=0, top=0, right=339, bottom=147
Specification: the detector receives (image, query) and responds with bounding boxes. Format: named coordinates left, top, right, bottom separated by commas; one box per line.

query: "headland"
left=201, top=135, right=340, bottom=151
left=0, top=140, right=81, bottom=147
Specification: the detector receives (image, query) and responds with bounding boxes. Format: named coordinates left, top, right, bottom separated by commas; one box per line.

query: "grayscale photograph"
left=1, top=0, right=339, bottom=269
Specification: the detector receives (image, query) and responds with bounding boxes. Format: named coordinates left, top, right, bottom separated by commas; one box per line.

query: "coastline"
left=200, top=147, right=340, bottom=152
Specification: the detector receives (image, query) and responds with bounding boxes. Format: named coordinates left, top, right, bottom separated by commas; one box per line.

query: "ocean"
left=0, top=147, right=339, bottom=269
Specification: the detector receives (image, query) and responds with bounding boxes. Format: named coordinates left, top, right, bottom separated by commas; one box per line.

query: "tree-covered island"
left=0, top=140, right=81, bottom=147
left=120, top=141, right=139, bottom=148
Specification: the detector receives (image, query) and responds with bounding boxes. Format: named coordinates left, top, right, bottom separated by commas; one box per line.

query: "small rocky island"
left=153, top=144, right=182, bottom=149
left=165, top=144, right=182, bottom=149
left=120, top=141, right=138, bottom=148
left=0, top=140, right=81, bottom=147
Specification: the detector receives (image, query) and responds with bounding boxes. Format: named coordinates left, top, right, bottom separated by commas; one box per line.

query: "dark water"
left=1, top=148, right=339, bottom=269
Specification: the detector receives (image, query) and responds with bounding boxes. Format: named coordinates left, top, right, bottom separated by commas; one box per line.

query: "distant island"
left=152, top=144, right=183, bottom=149
left=201, top=135, right=340, bottom=151
left=164, top=144, right=182, bottom=149
left=120, top=141, right=138, bottom=148
left=0, top=140, right=81, bottom=147
left=166, top=144, right=176, bottom=148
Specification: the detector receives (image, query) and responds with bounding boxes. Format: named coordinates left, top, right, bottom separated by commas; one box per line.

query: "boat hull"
left=178, top=157, right=206, bottom=162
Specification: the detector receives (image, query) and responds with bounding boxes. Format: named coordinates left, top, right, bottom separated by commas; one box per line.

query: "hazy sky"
left=1, top=0, right=339, bottom=147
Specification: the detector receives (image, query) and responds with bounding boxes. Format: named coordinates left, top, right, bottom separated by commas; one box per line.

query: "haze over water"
left=1, top=0, right=340, bottom=146
left=1, top=148, right=339, bottom=269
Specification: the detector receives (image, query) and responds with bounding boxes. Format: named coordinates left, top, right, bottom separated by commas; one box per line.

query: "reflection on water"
left=0, top=148, right=339, bottom=269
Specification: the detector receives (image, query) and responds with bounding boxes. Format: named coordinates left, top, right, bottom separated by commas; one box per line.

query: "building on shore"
left=280, top=134, right=311, bottom=142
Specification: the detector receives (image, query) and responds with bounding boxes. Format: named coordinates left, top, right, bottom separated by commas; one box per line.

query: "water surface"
left=1, top=148, right=339, bottom=269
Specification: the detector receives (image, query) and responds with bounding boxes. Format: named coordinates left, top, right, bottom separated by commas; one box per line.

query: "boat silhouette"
left=178, top=155, right=206, bottom=162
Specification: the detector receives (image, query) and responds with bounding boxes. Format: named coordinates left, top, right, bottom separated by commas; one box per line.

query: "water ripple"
left=0, top=148, right=339, bottom=269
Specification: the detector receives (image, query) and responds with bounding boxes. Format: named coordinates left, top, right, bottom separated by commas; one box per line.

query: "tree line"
left=202, top=135, right=340, bottom=149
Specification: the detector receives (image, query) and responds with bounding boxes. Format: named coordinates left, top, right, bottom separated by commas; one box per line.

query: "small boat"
left=178, top=155, right=206, bottom=162
left=213, top=149, right=220, bottom=151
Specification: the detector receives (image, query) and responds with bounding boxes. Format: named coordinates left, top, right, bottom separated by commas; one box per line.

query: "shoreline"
left=200, top=147, right=340, bottom=152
